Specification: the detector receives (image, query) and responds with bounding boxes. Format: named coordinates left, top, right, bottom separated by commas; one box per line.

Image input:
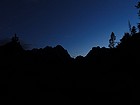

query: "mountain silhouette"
left=1, top=31, right=140, bottom=105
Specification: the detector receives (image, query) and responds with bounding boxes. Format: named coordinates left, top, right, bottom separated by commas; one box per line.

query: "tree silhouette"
left=12, top=34, right=19, bottom=43
left=137, top=23, right=140, bottom=33
left=135, top=1, right=140, bottom=18
left=117, top=32, right=131, bottom=48
left=108, top=32, right=116, bottom=48
left=131, top=26, right=137, bottom=35
left=135, top=1, right=140, bottom=33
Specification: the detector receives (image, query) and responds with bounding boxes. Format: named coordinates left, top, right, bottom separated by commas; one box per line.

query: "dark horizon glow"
left=0, top=0, right=139, bottom=57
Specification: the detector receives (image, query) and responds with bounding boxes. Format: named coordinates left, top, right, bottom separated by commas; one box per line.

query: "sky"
left=0, top=0, right=139, bottom=57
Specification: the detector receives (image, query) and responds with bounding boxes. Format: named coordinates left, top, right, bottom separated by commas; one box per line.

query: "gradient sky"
left=0, top=0, right=139, bottom=57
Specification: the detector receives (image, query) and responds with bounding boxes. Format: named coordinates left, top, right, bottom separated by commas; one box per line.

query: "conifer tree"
left=108, top=32, right=116, bottom=48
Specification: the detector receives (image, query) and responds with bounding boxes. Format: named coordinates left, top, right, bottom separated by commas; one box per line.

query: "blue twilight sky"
left=0, top=0, right=139, bottom=57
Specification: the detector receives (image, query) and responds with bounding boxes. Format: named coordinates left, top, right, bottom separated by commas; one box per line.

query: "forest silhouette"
left=1, top=1, right=140, bottom=105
